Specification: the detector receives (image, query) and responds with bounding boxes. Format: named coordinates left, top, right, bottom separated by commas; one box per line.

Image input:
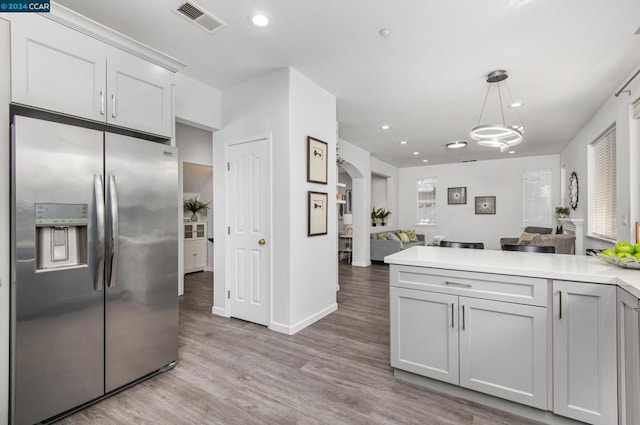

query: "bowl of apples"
left=589, top=241, right=640, bottom=269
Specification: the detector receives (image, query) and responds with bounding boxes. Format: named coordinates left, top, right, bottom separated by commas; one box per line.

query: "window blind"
left=416, top=177, right=437, bottom=225
left=523, top=169, right=552, bottom=226
left=589, top=126, right=617, bottom=239
left=633, top=98, right=640, bottom=120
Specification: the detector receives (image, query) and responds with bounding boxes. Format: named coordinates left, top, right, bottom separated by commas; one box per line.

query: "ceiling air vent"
left=174, top=1, right=226, bottom=34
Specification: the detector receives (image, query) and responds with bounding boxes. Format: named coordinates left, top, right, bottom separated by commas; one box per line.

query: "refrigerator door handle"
left=94, top=174, right=105, bottom=291
left=108, top=174, right=119, bottom=288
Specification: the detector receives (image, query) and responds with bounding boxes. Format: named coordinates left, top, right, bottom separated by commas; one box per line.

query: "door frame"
left=223, top=134, right=273, bottom=325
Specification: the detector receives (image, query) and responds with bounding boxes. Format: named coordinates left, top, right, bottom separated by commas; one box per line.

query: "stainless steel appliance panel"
left=12, top=116, right=105, bottom=425
left=105, top=133, right=178, bottom=392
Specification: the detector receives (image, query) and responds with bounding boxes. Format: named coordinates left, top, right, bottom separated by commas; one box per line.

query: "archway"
left=339, top=161, right=368, bottom=267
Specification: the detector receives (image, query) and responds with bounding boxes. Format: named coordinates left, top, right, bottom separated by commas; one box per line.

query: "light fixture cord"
left=497, top=82, right=505, bottom=125
left=505, top=81, right=525, bottom=128
left=476, top=84, right=491, bottom=126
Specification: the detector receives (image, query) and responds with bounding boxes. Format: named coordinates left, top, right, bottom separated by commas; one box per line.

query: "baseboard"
left=351, top=261, right=371, bottom=267
left=211, top=306, right=228, bottom=317
left=204, top=266, right=213, bottom=272
left=269, top=303, right=338, bottom=335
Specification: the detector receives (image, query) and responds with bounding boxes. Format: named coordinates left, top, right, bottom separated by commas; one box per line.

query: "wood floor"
left=59, top=263, right=542, bottom=425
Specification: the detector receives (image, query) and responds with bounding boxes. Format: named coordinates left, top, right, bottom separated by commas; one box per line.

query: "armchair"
left=500, top=226, right=553, bottom=249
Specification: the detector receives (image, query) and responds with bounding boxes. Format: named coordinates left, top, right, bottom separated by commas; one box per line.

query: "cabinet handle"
left=111, top=94, right=116, bottom=118
left=100, top=90, right=105, bottom=115
left=559, top=290, right=562, bottom=319
left=445, top=281, right=472, bottom=288
left=451, top=303, right=454, bottom=328
left=462, top=305, right=466, bottom=330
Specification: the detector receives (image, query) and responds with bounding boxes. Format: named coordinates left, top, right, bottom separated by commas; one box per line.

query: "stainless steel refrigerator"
left=10, top=115, right=179, bottom=425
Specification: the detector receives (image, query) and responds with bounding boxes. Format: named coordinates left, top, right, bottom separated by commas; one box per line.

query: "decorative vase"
left=190, top=213, right=198, bottom=222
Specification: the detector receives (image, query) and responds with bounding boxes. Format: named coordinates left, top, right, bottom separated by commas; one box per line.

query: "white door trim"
left=224, top=134, right=273, bottom=325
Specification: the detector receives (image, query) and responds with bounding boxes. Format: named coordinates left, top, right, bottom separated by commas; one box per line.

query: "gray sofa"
left=370, top=230, right=425, bottom=262
left=500, top=227, right=576, bottom=254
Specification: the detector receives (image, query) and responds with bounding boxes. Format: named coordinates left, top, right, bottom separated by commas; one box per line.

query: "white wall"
left=174, top=73, right=221, bottom=131
left=560, top=65, right=640, bottom=251
left=217, top=67, right=338, bottom=333
left=398, top=155, right=561, bottom=250
left=337, top=139, right=371, bottom=266
left=371, top=174, right=387, bottom=211
left=371, top=157, right=399, bottom=231
left=289, top=68, right=337, bottom=329
left=0, top=17, right=10, bottom=425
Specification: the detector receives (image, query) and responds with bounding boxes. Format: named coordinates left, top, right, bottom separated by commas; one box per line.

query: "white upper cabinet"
left=106, top=50, right=172, bottom=137
left=9, top=14, right=175, bottom=138
left=10, top=15, right=107, bottom=122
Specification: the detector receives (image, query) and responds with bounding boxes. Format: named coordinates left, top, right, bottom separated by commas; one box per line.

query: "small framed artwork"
left=448, top=187, right=467, bottom=205
left=307, top=136, right=328, bottom=184
left=308, top=191, right=328, bottom=236
left=475, top=196, right=496, bottom=214
left=346, top=189, right=353, bottom=213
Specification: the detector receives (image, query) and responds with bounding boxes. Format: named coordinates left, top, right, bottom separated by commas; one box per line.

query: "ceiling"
left=55, top=0, right=640, bottom=167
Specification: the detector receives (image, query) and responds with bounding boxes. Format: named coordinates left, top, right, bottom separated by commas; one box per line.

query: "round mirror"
left=569, top=171, right=579, bottom=210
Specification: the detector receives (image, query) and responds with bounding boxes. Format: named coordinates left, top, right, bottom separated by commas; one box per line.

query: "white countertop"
left=385, top=246, right=640, bottom=299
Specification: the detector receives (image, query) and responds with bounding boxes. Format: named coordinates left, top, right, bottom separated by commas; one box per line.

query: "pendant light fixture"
left=470, top=70, right=524, bottom=152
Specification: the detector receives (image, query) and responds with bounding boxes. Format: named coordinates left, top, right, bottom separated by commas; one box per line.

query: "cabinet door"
left=184, top=241, right=196, bottom=272
left=618, top=288, right=640, bottom=425
left=553, top=281, right=617, bottom=425
left=10, top=15, right=107, bottom=122
left=193, top=240, right=207, bottom=269
left=459, top=297, right=547, bottom=409
left=106, top=49, right=173, bottom=137
left=390, top=287, right=459, bottom=384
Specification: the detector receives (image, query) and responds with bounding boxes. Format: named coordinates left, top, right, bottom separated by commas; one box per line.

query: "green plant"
left=555, top=206, right=570, bottom=216
left=379, top=208, right=391, bottom=224
left=371, top=206, right=383, bottom=226
left=183, top=197, right=210, bottom=216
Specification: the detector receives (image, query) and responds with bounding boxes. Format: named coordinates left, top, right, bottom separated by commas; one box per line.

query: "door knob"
left=258, top=238, right=266, bottom=246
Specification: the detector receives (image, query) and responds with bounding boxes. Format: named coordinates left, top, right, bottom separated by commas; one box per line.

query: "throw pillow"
left=378, top=232, right=388, bottom=240
left=397, top=232, right=410, bottom=243
left=387, top=232, right=401, bottom=241
left=405, top=230, right=419, bottom=242
left=517, top=231, right=539, bottom=245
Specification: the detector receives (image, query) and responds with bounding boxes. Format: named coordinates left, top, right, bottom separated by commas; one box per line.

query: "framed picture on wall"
left=307, top=136, right=328, bottom=184
left=346, top=189, right=352, bottom=213
left=475, top=196, right=496, bottom=214
left=447, top=187, right=467, bottom=205
left=308, top=191, right=328, bottom=236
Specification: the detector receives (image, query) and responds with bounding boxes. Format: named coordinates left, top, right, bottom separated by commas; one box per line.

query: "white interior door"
left=227, top=138, right=270, bottom=326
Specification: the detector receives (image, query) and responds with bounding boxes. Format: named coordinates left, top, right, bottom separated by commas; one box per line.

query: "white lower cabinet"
left=617, top=288, right=640, bottom=425
left=184, top=240, right=207, bottom=273
left=552, top=281, right=617, bottom=425
left=390, top=286, right=547, bottom=409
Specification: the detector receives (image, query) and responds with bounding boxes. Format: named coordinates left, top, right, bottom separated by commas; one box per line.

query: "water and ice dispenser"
left=35, top=203, right=88, bottom=270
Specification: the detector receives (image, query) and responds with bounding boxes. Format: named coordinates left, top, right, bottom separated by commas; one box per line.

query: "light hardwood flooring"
left=59, top=263, right=542, bottom=424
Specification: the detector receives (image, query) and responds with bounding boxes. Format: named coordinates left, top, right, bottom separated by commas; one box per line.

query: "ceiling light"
left=249, top=13, right=271, bottom=27
left=508, top=150, right=516, bottom=154
left=399, top=140, right=407, bottom=145
left=381, top=125, right=390, bottom=130
left=422, top=159, right=428, bottom=163
left=446, top=141, right=467, bottom=149
left=471, top=70, right=525, bottom=151
left=379, top=28, right=391, bottom=38
left=509, top=101, right=523, bottom=108
left=412, top=152, right=419, bottom=155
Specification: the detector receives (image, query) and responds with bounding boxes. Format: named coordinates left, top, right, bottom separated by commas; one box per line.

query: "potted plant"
left=184, top=197, right=210, bottom=222
left=555, top=206, right=570, bottom=219
left=379, top=208, right=391, bottom=226
left=371, top=206, right=382, bottom=227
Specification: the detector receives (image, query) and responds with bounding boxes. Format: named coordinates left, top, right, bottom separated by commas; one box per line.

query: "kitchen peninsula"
left=385, top=246, right=640, bottom=425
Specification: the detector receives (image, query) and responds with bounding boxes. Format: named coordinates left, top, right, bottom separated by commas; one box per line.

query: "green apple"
left=634, top=243, right=640, bottom=253
left=616, top=241, right=635, bottom=254
left=634, top=252, right=640, bottom=260
left=617, top=252, right=633, bottom=259
left=602, top=249, right=616, bottom=257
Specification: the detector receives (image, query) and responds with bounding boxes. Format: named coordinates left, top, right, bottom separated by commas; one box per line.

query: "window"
left=588, top=125, right=616, bottom=240
left=523, top=169, right=553, bottom=226
left=417, top=177, right=437, bottom=225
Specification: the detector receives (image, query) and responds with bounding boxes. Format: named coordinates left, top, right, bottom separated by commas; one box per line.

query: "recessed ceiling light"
left=399, top=140, right=407, bottom=145
left=380, top=125, right=390, bottom=130
left=509, top=101, right=524, bottom=108
left=413, top=152, right=419, bottom=155
left=446, top=141, right=467, bottom=149
left=508, top=150, right=516, bottom=154
left=379, top=28, right=391, bottom=38
left=422, top=159, right=428, bottom=163
left=249, top=13, right=271, bottom=27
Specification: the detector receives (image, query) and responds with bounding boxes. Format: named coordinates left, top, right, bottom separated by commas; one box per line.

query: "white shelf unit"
left=184, top=222, right=207, bottom=273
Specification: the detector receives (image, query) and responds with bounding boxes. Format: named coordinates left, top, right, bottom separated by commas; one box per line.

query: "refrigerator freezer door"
left=12, top=116, right=105, bottom=425
left=105, top=133, right=178, bottom=392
